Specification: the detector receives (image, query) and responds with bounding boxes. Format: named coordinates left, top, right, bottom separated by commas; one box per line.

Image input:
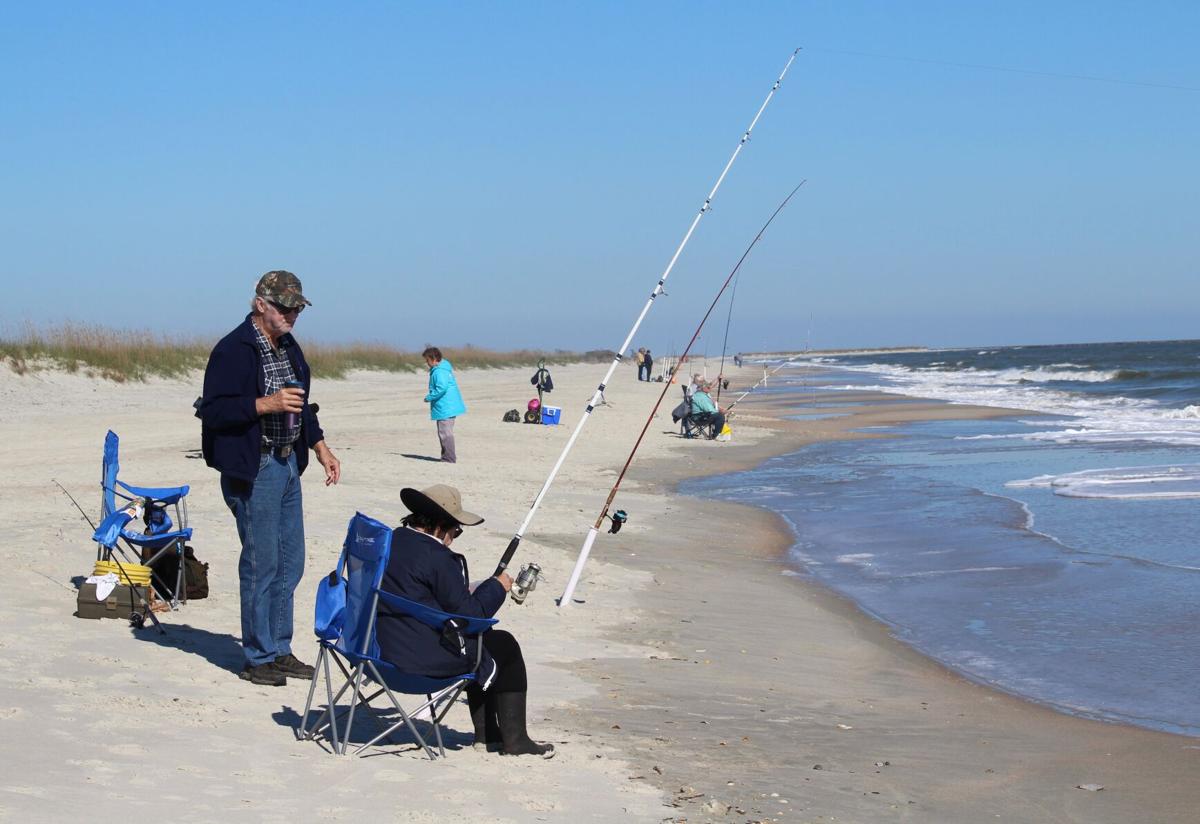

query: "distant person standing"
left=423, top=346, right=466, bottom=463
left=200, top=270, right=341, bottom=687
left=634, top=347, right=646, bottom=381
left=643, top=349, right=654, bottom=381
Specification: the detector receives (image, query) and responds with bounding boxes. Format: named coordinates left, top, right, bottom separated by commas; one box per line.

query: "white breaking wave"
left=795, top=358, right=1200, bottom=447
left=1007, top=465, right=1200, bottom=500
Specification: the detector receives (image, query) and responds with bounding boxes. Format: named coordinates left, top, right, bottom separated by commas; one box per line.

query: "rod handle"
left=494, top=536, right=520, bottom=577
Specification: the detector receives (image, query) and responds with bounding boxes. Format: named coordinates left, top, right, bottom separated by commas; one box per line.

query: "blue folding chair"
left=299, top=512, right=497, bottom=759
left=98, top=430, right=194, bottom=607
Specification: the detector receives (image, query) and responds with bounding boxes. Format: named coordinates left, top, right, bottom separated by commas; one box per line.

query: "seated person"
left=689, top=382, right=726, bottom=437
left=376, top=484, right=554, bottom=758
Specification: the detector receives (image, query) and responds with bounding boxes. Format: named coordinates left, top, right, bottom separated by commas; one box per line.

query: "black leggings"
left=483, top=629, right=527, bottom=693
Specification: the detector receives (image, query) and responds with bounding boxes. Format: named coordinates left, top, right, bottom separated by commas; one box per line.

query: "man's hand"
left=495, top=572, right=513, bottom=592
left=314, top=441, right=341, bottom=486
left=255, top=387, right=304, bottom=416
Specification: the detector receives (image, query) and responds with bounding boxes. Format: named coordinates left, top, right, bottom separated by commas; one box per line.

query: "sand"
left=1, top=359, right=1196, bottom=822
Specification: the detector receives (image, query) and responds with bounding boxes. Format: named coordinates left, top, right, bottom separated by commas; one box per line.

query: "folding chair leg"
left=339, top=663, right=369, bottom=756
left=353, top=663, right=438, bottom=760
left=300, top=646, right=326, bottom=739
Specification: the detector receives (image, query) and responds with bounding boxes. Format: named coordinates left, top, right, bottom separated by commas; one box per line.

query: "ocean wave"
left=1006, top=465, right=1200, bottom=500
left=805, top=359, right=1200, bottom=448
left=1164, top=405, right=1200, bottom=419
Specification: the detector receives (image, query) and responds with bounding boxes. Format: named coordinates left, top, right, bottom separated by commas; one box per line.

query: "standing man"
left=643, top=349, right=654, bottom=382
left=634, top=347, right=646, bottom=381
left=423, top=346, right=466, bottom=463
left=200, top=270, right=341, bottom=686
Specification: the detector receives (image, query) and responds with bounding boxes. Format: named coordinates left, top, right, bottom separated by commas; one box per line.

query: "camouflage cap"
left=255, top=270, right=312, bottom=308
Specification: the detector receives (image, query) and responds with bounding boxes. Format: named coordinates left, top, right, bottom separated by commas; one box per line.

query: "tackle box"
left=76, top=583, right=151, bottom=621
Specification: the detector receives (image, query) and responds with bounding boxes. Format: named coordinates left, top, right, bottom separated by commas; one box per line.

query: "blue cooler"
left=541, top=405, right=562, bottom=425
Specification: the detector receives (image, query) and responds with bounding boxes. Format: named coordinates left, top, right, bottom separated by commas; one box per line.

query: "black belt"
left=262, top=443, right=294, bottom=458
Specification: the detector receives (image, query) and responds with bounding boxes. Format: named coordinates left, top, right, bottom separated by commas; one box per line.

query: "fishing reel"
left=510, top=562, right=543, bottom=605
left=606, top=510, right=628, bottom=534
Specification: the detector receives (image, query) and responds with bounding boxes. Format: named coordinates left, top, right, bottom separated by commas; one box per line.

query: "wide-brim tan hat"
left=400, top=484, right=484, bottom=526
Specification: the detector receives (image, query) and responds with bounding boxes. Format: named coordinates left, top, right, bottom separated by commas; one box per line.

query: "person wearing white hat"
left=375, top=484, right=554, bottom=758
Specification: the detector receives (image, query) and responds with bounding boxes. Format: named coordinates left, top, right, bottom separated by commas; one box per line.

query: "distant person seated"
left=377, top=484, right=555, bottom=758
left=689, top=382, right=726, bottom=437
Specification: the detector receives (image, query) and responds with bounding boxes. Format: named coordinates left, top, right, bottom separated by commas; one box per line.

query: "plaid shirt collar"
left=251, top=320, right=292, bottom=356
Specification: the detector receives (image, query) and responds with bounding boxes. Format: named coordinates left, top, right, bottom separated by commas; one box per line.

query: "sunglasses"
left=450, top=526, right=464, bottom=539
left=269, top=300, right=304, bottom=316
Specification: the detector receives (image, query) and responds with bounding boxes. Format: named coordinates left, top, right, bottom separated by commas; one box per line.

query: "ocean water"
left=688, top=340, right=1200, bottom=735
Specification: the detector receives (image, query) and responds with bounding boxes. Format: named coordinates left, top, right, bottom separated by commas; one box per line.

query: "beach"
left=1, top=360, right=1197, bottom=823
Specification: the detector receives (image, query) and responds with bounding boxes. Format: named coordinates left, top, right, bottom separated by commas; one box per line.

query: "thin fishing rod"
left=558, top=181, right=805, bottom=607
left=714, top=271, right=739, bottom=403
left=724, top=352, right=807, bottom=413
left=54, top=479, right=98, bottom=531
left=493, top=47, right=801, bottom=577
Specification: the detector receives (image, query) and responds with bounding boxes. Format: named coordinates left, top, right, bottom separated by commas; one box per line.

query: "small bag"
left=314, top=570, right=346, bottom=640
left=439, top=617, right=468, bottom=657
left=502, top=409, right=520, bottom=423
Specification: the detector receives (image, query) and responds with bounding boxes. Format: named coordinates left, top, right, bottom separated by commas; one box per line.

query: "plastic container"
left=541, top=406, right=562, bottom=425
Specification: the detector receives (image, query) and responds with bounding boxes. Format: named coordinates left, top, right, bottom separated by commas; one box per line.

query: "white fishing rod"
left=724, top=352, right=808, bottom=412
left=558, top=182, right=806, bottom=609
left=493, top=47, right=801, bottom=580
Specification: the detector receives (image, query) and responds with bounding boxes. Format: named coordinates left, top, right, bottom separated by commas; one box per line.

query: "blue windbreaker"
left=425, top=359, right=466, bottom=420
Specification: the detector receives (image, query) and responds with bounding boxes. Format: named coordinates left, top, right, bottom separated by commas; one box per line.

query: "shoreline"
left=566, top=377, right=1199, bottom=822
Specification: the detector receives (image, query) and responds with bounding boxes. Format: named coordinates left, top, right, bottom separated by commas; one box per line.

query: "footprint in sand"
left=106, top=743, right=148, bottom=757
left=2, top=786, right=49, bottom=798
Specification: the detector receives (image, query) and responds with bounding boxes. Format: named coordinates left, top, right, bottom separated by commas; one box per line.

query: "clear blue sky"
left=1, top=2, right=1195, bottom=352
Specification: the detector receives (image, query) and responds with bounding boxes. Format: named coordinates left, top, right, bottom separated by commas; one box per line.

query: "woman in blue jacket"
left=422, top=346, right=466, bottom=463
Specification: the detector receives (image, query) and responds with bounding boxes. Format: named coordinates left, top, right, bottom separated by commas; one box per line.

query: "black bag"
left=141, top=544, right=209, bottom=600
left=502, top=409, right=521, bottom=423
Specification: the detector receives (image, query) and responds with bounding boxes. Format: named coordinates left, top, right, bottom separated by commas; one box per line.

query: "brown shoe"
left=274, top=653, right=315, bottom=680
left=239, top=663, right=286, bottom=687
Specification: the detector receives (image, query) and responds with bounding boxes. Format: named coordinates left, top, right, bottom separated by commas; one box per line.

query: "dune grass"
left=0, top=323, right=613, bottom=382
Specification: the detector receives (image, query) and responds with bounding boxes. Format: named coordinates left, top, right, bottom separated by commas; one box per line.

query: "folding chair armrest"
left=121, top=527, right=194, bottom=544
left=116, top=480, right=190, bottom=504
left=92, top=509, right=136, bottom=546
left=375, top=588, right=498, bottom=635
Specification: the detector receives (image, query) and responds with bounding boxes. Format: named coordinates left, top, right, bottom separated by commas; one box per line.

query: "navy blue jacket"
left=199, top=315, right=325, bottom=482
left=377, top=527, right=506, bottom=678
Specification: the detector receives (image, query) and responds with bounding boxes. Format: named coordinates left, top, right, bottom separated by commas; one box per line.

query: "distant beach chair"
left=672, top=385, right=720, bottom=439
left=299, top=512, right=497, bottom=760
left=97, top=430, right=194, bottom=608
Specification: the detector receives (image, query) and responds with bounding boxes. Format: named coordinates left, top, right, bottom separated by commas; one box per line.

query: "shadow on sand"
left=138, top=622, right=244, bottom=674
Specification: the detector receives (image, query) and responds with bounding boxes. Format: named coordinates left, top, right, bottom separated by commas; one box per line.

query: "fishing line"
left=714, top=270, right=739, bottom=404
left=724, top=353, right=808, bottom=413
left=806, top=45, right=1200, bottom=93
left=558, top=181, right=806, bottom=607
left=492, top=48, right=801, bottom=579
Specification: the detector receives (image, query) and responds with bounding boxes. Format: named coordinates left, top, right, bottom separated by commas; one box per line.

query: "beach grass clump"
left=304, top=342, right=614, bottom=378
left=0, top=323, right=616, bottom=382
left=0, top=322, right=210, bottom=382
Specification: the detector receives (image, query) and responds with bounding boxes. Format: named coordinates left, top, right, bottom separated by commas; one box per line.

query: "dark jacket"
left=199, top=315, right=325, bottom=482
left=377, top=526, right=506, bottom=678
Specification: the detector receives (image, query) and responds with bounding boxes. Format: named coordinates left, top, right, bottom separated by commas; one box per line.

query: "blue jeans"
left=221, top=451, right=305, bottom=667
